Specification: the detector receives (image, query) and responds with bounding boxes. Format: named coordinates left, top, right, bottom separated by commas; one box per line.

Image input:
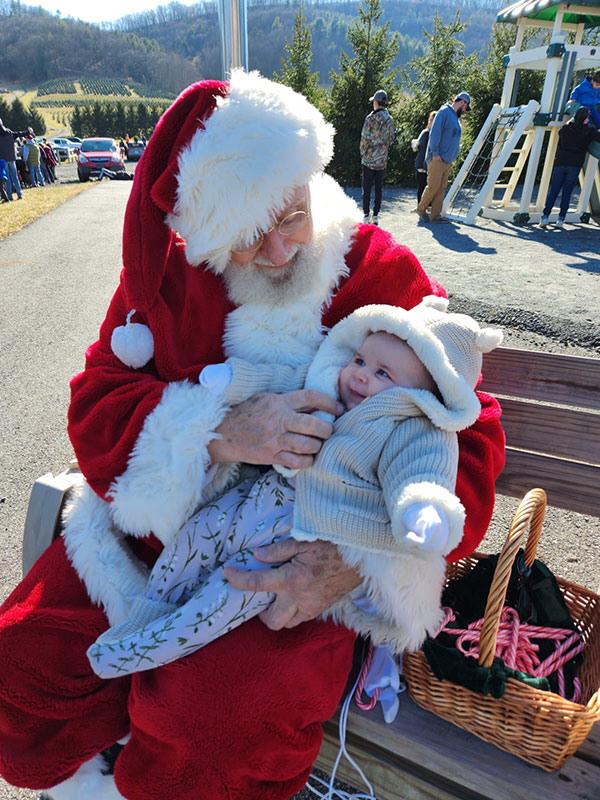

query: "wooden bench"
left=23, top=346, right=600, bottom=798
left=315, top=346, right=600, bottom=799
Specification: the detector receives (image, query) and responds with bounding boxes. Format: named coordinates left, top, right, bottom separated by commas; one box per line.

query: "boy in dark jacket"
left=540, top=107, right=600, bottom=227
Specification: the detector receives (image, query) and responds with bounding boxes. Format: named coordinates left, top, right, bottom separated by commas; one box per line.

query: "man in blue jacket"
left=570, top=71, right=600, bottom=129
left=415, top=92, right=471, bottom=223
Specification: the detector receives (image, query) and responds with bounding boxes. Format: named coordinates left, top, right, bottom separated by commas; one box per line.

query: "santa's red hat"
left=120, top=70, right=335, bottom=316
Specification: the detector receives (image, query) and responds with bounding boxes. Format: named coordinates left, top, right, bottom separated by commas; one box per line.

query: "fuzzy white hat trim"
left=166, top=70, right=335, bottom=273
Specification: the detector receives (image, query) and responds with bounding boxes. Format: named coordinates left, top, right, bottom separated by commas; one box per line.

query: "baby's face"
left=338, top=332, right=436, bottom=411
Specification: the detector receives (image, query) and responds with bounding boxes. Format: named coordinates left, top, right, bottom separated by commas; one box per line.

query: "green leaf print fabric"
left=87, top=471, right=295, bottom=678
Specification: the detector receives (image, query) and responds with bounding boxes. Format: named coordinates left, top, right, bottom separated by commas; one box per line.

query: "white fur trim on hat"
left=111, top=310, right=155, bottom=369
left=305, top=299, right=503, bottom=432
left=166, top=70, right=335, bottom=273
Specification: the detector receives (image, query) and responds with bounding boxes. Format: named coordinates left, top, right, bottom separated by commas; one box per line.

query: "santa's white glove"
left=402, top=503, right=449, bottom=554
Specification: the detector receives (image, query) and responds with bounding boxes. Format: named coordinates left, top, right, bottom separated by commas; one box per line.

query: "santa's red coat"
left=0, top=77, right=504, bottom=799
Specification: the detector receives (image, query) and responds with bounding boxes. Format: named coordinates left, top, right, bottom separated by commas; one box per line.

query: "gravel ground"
left=1, top=181, right=598, bottom=800
left=292, top=186, right=600, bottom=800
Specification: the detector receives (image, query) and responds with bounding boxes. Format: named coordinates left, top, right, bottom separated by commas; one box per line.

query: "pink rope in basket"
left=354, top=640, right=381, bottom=711
left=436, top=605, right=584, bottom=702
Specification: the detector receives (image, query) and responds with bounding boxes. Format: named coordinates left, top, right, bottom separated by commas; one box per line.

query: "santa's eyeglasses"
left=231, top=187, right=310, bottom=255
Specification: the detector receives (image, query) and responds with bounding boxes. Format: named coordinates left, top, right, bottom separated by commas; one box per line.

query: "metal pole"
left=218, top=0, right=248, bottom=80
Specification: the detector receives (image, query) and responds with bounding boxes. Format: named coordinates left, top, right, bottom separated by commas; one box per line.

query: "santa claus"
left=0, top=71, right=504, bottom=800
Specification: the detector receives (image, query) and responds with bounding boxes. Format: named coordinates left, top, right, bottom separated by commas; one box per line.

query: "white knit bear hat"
left=305, top=296, right=503, bottom=431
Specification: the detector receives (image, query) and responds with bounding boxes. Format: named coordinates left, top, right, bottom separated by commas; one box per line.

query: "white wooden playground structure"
left=444, top=0, right=600, bottom=225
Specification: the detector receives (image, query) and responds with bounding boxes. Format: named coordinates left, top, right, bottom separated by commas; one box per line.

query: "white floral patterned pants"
left=87, top=470, right=295, bottom=678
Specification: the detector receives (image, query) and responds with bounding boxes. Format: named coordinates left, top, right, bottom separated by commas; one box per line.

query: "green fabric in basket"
left=420, top=550, right=582, bottom=698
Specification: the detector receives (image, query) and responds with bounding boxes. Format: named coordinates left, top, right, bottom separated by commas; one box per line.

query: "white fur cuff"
left=107, top=380, right=230, bottom=546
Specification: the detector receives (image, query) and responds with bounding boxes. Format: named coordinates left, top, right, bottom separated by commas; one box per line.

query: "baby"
left=87, top=297, right=502, bottom=678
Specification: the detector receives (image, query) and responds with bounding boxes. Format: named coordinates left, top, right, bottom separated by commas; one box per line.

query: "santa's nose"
left=259, top=229, right=295, bottom=266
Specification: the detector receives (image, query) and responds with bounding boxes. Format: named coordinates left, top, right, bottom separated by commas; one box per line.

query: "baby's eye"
left=376, top=369, right=390, bottom=379
left=354, top=357, right=365, bottom=366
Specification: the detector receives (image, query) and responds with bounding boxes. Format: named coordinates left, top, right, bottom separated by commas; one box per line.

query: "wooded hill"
left=1, top=0, right=498, bottom=93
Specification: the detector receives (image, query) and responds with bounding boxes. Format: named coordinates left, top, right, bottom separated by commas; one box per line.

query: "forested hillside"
left=0, top=1, right=200, bottom=93
left=0, top=0, right=497, bottom=92
left=113, top=0, right=498, bottom=85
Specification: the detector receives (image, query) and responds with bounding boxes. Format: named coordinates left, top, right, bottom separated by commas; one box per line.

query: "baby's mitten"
left=402, top=503, right=449, bottom=554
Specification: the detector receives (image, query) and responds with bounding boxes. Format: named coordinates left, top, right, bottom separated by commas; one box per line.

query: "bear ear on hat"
left=475, top=327, right=503, bottom=353
left=420, top=295, right=449, bottom=312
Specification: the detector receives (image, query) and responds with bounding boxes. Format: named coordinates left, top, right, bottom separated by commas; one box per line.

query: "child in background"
left=540, top=107, right=600, bottom=227
left=87, top=297, right=502, bottom=678
left=570, top=71, right=600, bottom=129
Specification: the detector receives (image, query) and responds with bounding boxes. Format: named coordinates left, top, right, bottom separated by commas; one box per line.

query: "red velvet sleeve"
left=68, top=258, right=231, bottom=501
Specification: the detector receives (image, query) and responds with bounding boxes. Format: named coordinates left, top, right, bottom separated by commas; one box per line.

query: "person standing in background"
left=415, top=92, right=471, bottom=223
left=23, top=135, right=44, bottom=187
left=360, top=89, right=396, bottom=226
left=411, top=111, right=437, bottom=204
left=570, top=71, right=600, bottom=129
left=540, top=107, right=600, bottom=228
left=0, top=118, right=31, bottom=200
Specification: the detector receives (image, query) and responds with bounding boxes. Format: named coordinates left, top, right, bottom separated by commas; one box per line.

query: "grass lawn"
left=0, top=182, right=93, bottom=242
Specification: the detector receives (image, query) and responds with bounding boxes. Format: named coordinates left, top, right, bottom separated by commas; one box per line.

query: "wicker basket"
left=403, top=488, right=600, bottom=771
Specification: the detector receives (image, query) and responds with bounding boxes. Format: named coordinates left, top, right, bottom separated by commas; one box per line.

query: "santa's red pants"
left=0, top=538, right=356, bottom=799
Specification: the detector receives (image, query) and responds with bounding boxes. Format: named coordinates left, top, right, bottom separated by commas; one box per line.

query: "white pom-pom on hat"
left=475, top=327, right=503, bottom=352
left=421, top=295, right=449, bottom=312
left=111, top=310, right=154, bottom=368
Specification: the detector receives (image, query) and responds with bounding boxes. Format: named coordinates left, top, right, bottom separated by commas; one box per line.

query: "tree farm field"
left=21, top=77, right=174, bottom=136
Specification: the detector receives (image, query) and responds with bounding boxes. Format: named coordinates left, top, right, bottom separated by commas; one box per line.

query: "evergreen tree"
left=137, top=102, right=149, bottom=137
left=8, top=97, right=30, bottom=130
left=71, top=105, right=83, bottom=137
left=27, top=105, right=46, bottom=135
left=114, top=101, right=127, bottom=140
left=125, top=104, right=137, bottom=138
left=0, top=97, right=10, bottom=124
left=326, top=0, right=399, bottom=184
left=80, top=104, right=94, bottom=138
left=393, top=11, right=477, bottom=185
left=91, top=101, right=106, bottom=136
left=274, top=0, right=320, bottom=105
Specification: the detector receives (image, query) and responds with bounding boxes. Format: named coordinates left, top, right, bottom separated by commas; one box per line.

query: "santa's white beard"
left=223, top=239, right=321, bottom=307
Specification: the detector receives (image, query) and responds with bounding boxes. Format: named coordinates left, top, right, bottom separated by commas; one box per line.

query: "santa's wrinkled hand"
left=223, top=539, right=361, bottom=630
left=208, top=390, right=342, bottom=471
left=402, top=503, right=449, bottom=553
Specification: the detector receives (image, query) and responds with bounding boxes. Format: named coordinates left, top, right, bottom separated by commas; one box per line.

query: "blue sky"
left=22, top=0, right=200, bottom=24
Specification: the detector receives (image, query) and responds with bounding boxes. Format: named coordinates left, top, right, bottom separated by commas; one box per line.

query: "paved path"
left=0, top=181, right=129, bottom=800
left=0, top=183, right=598, bottom=800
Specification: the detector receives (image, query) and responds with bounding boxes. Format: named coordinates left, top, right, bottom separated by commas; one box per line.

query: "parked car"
left=66, top=136, right=83, bottom=153
left=126, top=141, right=145, bottom=162
left=77, top=137, right=125, bottom=181
left=51, top=138, right=76, bottom=161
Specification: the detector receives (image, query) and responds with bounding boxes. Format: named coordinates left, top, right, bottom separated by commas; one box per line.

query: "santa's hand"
left=402, top=503, right=449, bottom=553
left=223, top=539, right=361, bottom=630
left=207, top=390, right=343, bottom=471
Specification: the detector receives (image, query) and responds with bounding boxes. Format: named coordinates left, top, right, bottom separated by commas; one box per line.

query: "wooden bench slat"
left=481, top=348, right=600, bottom=411
left=576, top=721, right=600, bottom=766
left=496, top=448, right=600, bottom=516
left=317, top=696, right=600, bottom=800
left=499, top=398, right=600, bottom=465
